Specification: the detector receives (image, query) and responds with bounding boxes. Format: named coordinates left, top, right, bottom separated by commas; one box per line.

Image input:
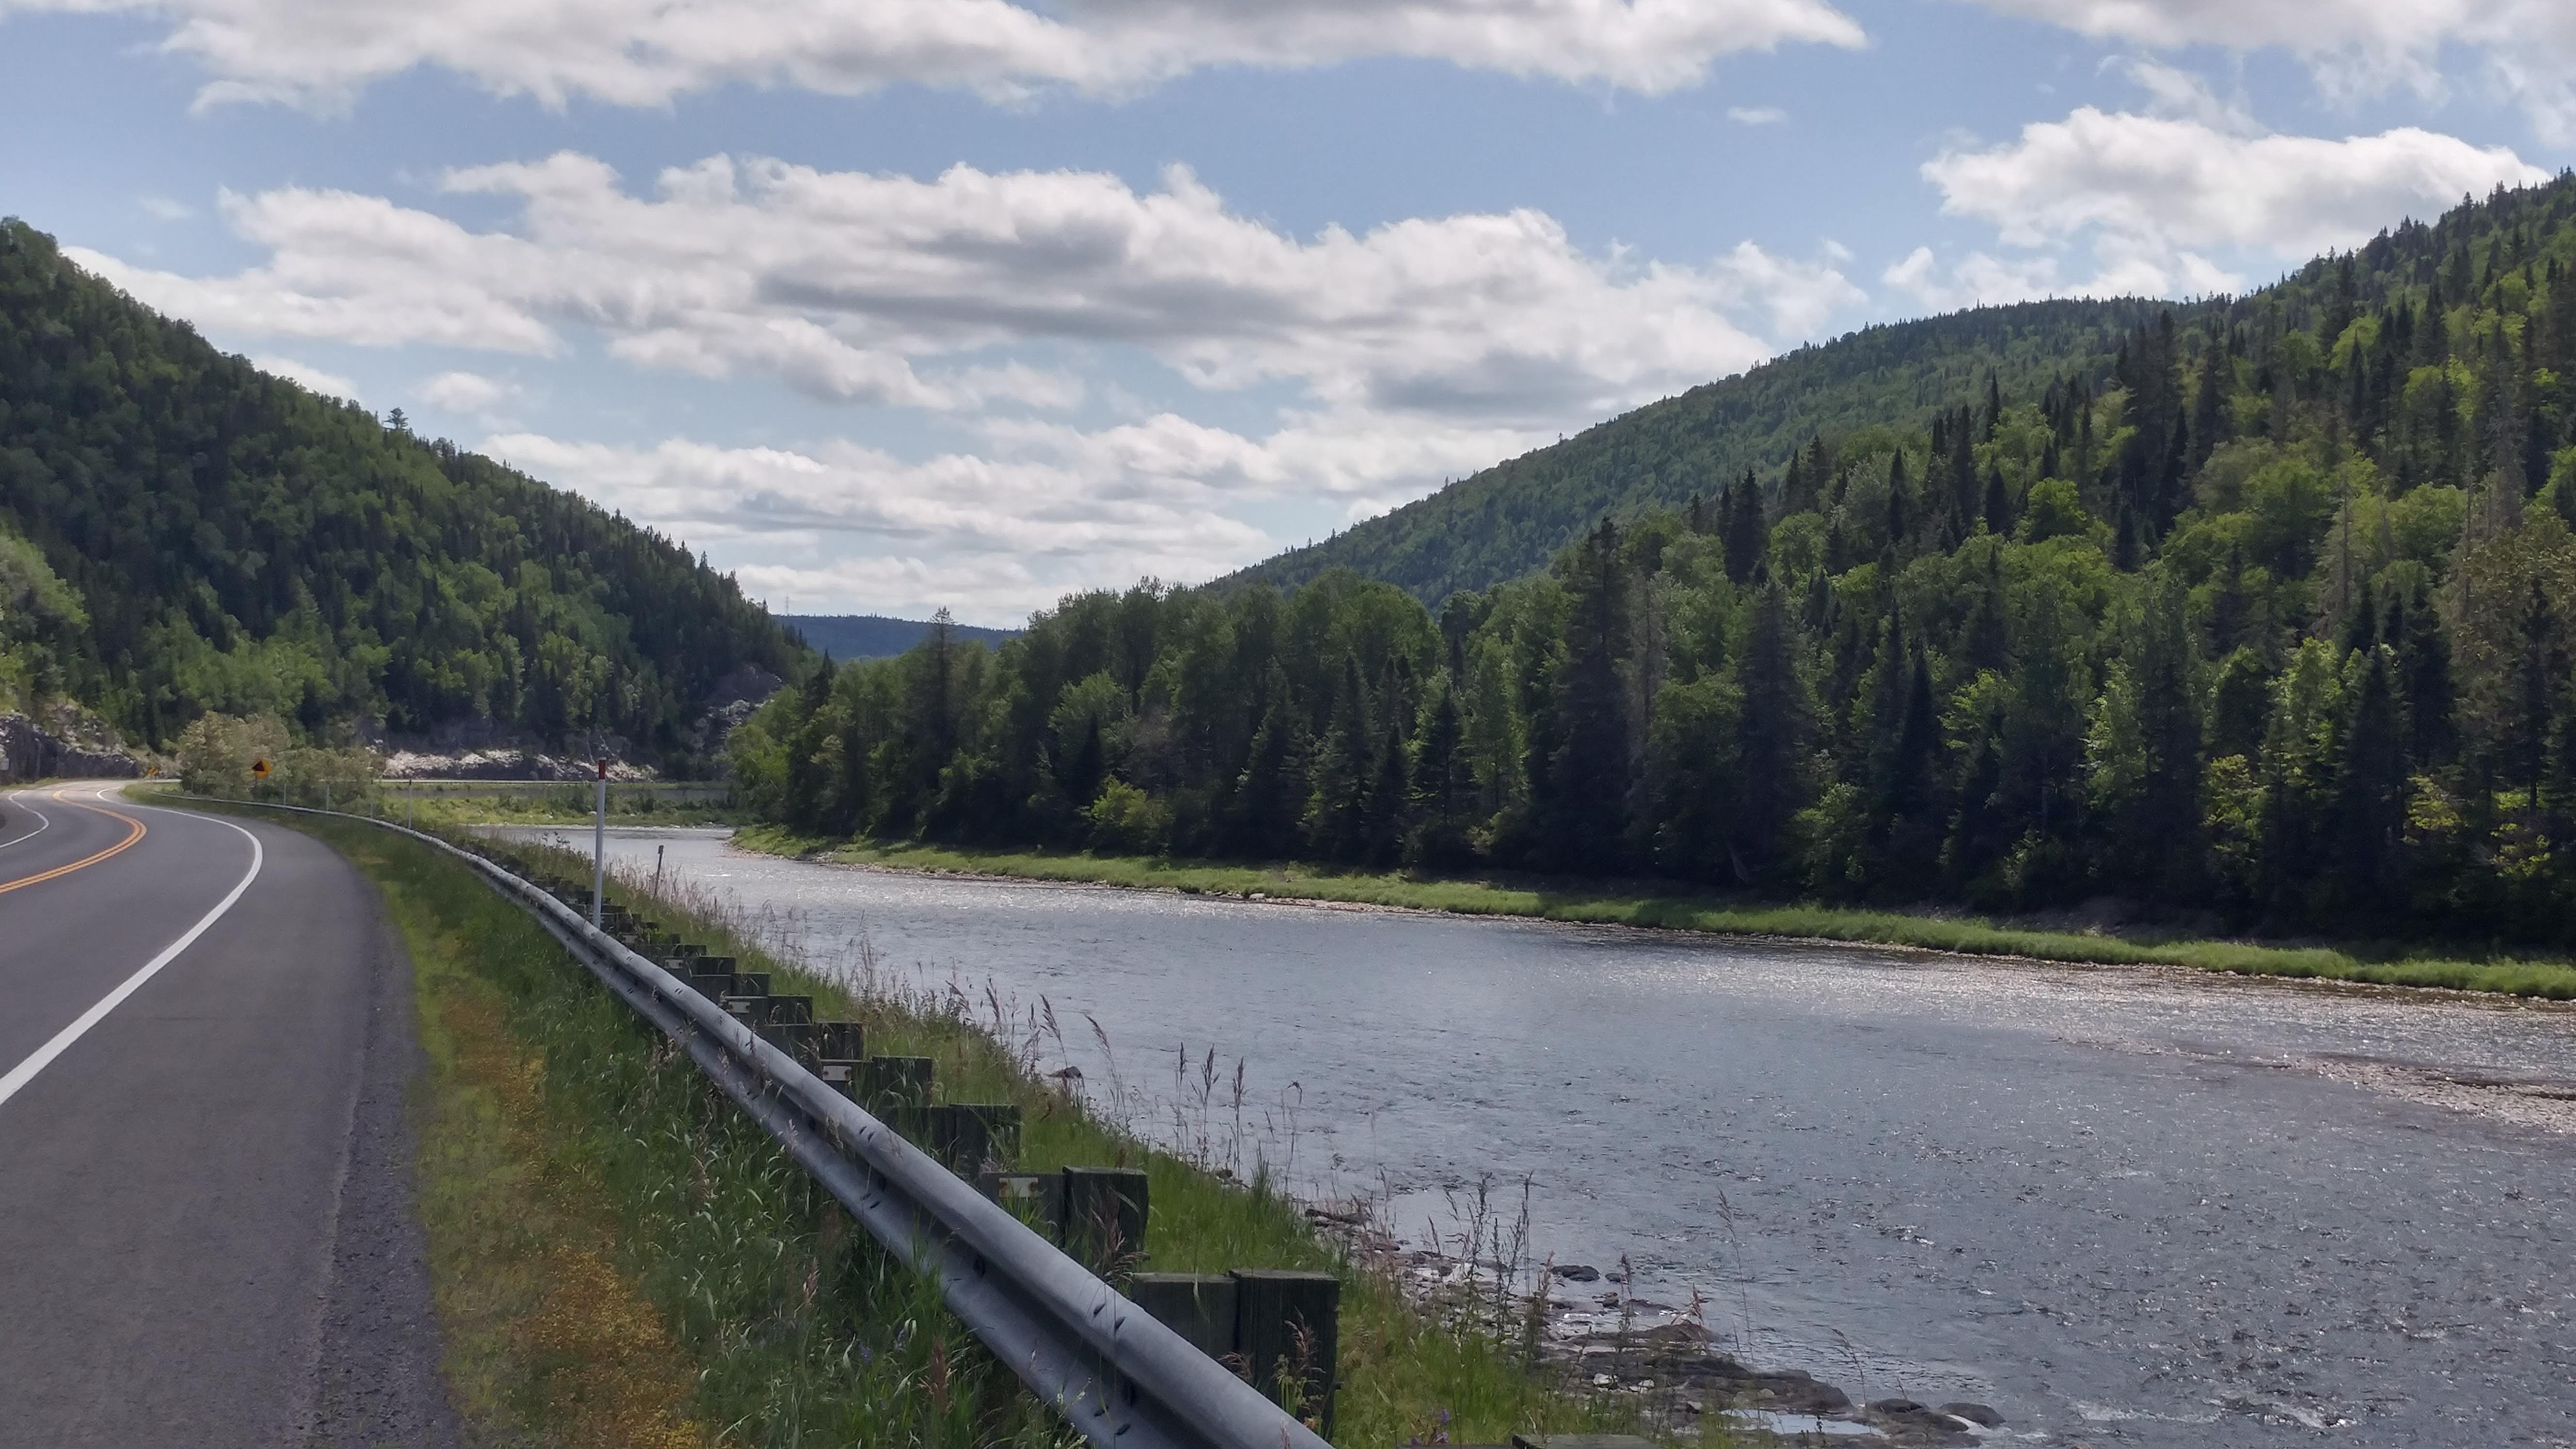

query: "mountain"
left=1228, top=297, right=2191, bottom=604
left=735, top=175, right=2576, bottom=946
left=0, top=219, right=804, bottom=769
left=784, top=614, right=1020, bottom=661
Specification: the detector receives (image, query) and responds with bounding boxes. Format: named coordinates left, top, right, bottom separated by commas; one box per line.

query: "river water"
left=507, top=827, right=2576, bottom=1445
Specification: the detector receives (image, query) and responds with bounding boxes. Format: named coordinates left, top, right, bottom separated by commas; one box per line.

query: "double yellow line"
left=0, top=789, right=146, bottom=897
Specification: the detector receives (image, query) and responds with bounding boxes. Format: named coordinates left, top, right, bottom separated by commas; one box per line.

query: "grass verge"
left=177, top=799, right=1064, bottom=1449
left=381, top=788, right=746, bottom=830
left=467, top=826, right=1649, bottom=1449
left=177, top=795, right=1644, bottom=1447
left=736, top=827, right=2576, bottom=1002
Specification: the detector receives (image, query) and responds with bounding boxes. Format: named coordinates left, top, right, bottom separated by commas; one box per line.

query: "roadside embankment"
left=172, top=801, right=1060, bottom=1448
left=734, top=828, right=2576, bottom=1002
left=176, top=795, right=1662, bottom=1448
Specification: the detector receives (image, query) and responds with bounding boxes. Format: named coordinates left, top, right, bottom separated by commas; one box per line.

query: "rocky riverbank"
left=1306, top=1201, right=2002, bottom=1447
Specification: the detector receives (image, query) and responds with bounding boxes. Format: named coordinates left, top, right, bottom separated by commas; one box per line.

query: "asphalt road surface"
left=0, top=783, right=456, bottom=1447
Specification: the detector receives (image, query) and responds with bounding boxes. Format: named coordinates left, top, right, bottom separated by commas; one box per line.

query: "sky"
left=2, top=0, right=2570, bottom=627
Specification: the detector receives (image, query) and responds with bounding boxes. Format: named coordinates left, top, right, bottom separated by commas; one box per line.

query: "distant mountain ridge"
left=1228, top=296, right=2204, bottom=603
left=0, top=219, right=803, bottom=768
left=784, top=614, right=1021, bottom=660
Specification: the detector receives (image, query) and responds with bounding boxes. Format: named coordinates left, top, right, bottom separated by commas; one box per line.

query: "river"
left=504, top=827, right=2576, bottom=1445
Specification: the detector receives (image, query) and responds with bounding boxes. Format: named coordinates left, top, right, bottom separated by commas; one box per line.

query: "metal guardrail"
left=188, top=796, right=1334, bottom=1449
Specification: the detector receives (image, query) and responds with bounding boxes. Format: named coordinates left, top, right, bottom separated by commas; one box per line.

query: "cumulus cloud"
left=483, top=421, right=1404, bottom=621
left=74, top=152, right=1846, bottom=425
left=2119, top=58, right=2256, bottom=134
left=1970, top=0, right=2576, bottom=143
left=419, top=369, right=515, bottom=414
left=249, top=353, right=359, bottom=399
left=66, top=153, right=1869, bottom=618
left=472, top=399, right=1559, bottom=618
left=1890, top=109, right=2547, bottom=308
left=0, top=0, right=1864, bottom=110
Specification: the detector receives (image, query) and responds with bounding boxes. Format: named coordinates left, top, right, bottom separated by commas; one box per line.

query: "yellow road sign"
left=251, top=758, right=271, bottom=780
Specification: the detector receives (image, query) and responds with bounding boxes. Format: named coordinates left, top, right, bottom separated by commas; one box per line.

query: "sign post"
left=592, top=757, right=609, bottom=927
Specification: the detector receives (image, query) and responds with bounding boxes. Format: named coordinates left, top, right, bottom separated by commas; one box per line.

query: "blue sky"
left=3, top=0, right=2570, bottom=625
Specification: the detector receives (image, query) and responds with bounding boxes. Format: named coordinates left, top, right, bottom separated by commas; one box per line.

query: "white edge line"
left=0, top=798, right=265, bottom=1113
left=0, top=793, right=53, bottom=851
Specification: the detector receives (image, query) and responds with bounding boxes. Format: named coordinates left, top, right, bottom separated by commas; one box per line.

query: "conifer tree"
left=1537, top=521, right=1632, bottom=870
left=1408, top=680, right=1472, bottom=866
left=1722, top=470, right=1767, bottom=584
left=1982, top=464, right=2012, bottom=537
left=2334, top=648, right=2406, bottom=907
left=1302, top=655, right=1375, bottom=859
left=1733, top=577, right=1811, bottom=881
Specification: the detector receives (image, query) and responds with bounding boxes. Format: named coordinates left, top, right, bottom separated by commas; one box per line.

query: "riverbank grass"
left=383, top=786, right=746, bottom=830
left=736, top=827, right=2576, bottom=1001
left=477, top=828, right=1655, bottom=1449
left=172, top=800, right=1063, bottom=1448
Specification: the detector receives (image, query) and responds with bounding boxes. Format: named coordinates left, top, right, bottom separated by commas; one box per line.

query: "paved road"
left=0, top=784, right=456, bottom=1447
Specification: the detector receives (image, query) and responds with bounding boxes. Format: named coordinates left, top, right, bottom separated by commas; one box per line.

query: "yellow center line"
left=0, top=789, right=147, bottom=896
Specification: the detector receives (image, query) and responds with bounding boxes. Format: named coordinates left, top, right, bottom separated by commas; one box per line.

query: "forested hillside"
left=0, top=220, right=800, bottom=767
left=1233, top=296, right=2188, bottom=603
left=736, top=176, right=2576, bottom=945
left=786, top=612, right=1019, bottom=661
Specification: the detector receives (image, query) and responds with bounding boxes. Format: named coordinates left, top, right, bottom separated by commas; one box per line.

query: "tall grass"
left=737, top=828, right=2576, bottom=1002
left=469, top=827, right=1677, bottom=1449
left=205, top=805, right=1070, bottom=1449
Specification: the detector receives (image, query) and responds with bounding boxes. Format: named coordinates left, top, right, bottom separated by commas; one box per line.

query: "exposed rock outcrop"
left=0, top=709, right=140, bottom=781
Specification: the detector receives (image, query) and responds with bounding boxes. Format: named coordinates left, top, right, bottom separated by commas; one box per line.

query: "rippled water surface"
left=508, top=828, right=2576, bottom=1445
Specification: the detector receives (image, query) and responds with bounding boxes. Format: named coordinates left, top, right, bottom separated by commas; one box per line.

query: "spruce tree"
left=1884, top=451, right=1912, bottom=554
left=1949, top=404, right=1980, bottom=530
left=2334, top=648, right=2406, bottom=908
left=1723, top=470, right=1767, bottom=584
left=1408, top=681, right=1471, bottom=866
left=1539, top=521, right=1633, bottom=870
left=1302, top=655, right=1375, bottom=860
left=1733, top=577, right=1811, bottom=881
left=1982, top=464, right=2012, bottom=537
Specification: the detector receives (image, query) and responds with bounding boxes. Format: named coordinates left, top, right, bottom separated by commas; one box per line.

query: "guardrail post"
left=590, top=756, right=607, bottom=926
left=812, top=1022, right=864, bottom=1063
left=1232, top=1270, right=1339, bottom=1436
left=1062, top=1166, right=1149, bottom=1279
left=853, top=1056, right=933, bottom=1115
left=1129, top=1273, right=1239, bottom=1361
left=980, top=1171, right=1064, bottom=1233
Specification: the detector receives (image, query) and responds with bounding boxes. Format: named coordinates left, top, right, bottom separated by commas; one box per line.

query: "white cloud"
left=419, top=369, right=515, bottom=414
left=137, top=194, right=195, bottom=221
left=62, top=152, right=1871, bottom=620
left=1880, top=246, right=2063, bottom=312
left=249, top=353, right=359, bottom=399
left=1971, top=0, right=2576, bottom=144
left=2119, top=58, right=2255, bottom=135
left=479, top=404, right=1548, bottom=618
left=71, top=152, right=1849, bottom=426
left=1894, top=109, right=2547, bottom=306
left=0, top=0, right=1864, bottom=111
left=1707, top=239, right=1866, bottom=338
left=1727, top=105, right=1787, bottom=126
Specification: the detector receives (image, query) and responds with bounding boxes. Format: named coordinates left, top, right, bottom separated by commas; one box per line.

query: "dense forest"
left=1234, top=296, right=2192, bottom=603
left=786, top=613, right=1021, bottom=662
left=0, top=220, right=801, bottom=767
left=736, top=176, right=2576, bottom=945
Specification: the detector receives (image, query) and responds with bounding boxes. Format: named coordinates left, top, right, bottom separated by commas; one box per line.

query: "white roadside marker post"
left=592, top=756, right=608, bottom=928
